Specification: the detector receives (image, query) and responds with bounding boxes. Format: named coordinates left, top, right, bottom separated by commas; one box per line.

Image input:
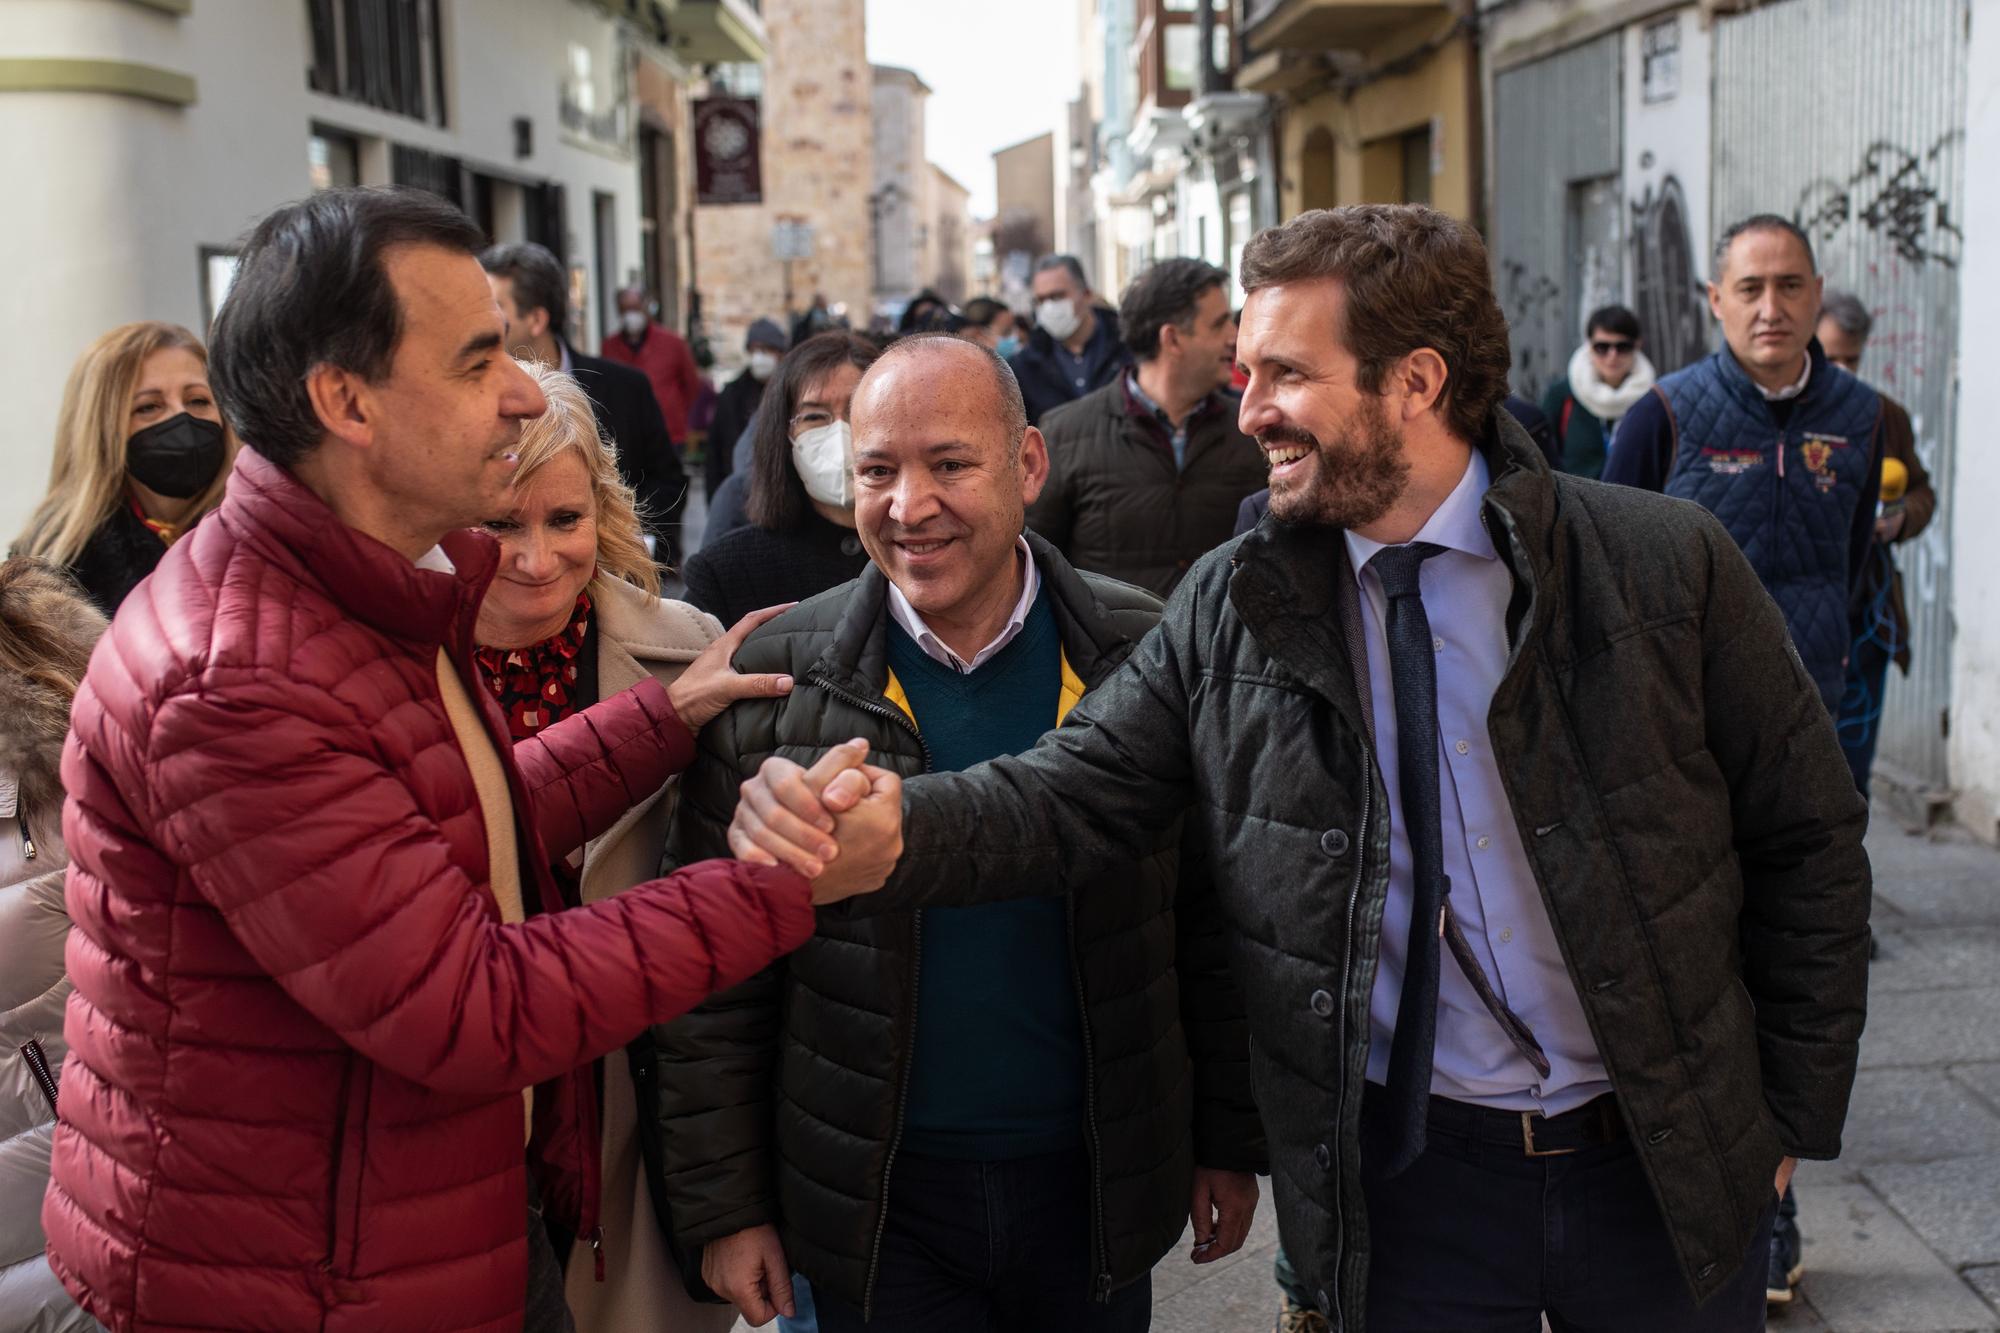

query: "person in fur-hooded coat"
left=0, top=560, right=104, bottom=1332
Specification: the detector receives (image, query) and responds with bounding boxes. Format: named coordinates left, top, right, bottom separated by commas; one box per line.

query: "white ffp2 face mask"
left=619, top=310, right=648, bottom=338
left=746, top=350, right=780, bottom=381
left=790, top=420, right=854, bottom=509
left=1036, top=297, right=1081, bottom=341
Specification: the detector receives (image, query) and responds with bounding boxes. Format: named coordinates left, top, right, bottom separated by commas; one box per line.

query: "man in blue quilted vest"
left=1604, top=214, right=1884, bottom=718
left=1603, top=212, right=1882, bottom=1310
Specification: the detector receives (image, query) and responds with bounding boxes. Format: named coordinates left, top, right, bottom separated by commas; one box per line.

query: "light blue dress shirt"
left=1347, top=450, right=1611, bottom=1115
left=1126, top=372, right=1191, bottom=471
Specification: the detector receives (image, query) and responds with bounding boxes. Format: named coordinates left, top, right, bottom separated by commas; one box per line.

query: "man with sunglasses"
left=1541, top=305, right=1655, bottom=479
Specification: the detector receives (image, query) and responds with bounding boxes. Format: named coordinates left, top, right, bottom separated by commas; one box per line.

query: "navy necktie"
left=1372, top=542, right=1451, bottom=1178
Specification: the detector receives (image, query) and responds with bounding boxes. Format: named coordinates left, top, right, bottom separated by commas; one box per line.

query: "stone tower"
left=693, top=0, right=873, bottom=363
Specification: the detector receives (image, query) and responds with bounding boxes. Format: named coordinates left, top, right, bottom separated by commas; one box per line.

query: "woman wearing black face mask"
left=14, top=323, right=232, bottom=614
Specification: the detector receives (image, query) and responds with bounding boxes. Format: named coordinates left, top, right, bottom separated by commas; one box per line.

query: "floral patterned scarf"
left=473, top=591, right=593, bottom=741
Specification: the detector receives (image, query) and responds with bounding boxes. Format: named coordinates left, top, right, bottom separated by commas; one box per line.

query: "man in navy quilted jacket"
left=1602, top=213, right=1882, bottom=1308
left=1604, top=214, right=1883, bottom=719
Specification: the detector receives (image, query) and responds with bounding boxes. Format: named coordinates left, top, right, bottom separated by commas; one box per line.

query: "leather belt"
left=1421, top=1092, right=1625, bottom=1158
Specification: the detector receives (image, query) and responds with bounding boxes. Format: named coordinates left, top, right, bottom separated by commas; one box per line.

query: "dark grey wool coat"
left=856, top=408, right=1872, bottom=1330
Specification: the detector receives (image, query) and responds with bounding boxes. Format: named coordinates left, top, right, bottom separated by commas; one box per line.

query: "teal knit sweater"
left=886, top=586, right=1086, bottom=1160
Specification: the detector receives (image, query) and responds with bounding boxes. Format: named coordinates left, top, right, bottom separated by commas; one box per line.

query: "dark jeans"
left=1357, top=1092, right=1774, bottom=1332
left=813, top=1147, right=1150, bottom=1333
left=1838, top=625, right=1895, bottom=799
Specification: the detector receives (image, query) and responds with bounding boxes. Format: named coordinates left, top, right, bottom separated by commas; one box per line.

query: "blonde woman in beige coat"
left=0, top=559, right=106, bottom=1332
left=472, top=361, right=792, bottom=1333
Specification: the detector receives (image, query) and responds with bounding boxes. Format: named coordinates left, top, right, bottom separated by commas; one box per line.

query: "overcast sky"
left=864, top=0, right=1080, bottom=217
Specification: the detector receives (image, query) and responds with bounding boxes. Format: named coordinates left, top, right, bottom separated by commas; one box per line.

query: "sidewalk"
left=1150, top=817, right=2000, bottom=1331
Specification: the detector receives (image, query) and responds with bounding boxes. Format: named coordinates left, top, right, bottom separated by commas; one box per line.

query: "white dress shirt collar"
left=1757, top=353, right=1811, bottom=401
left=1343, top=449, right=1496, bottom=581
left=885, top=536, right=1040, bottom=674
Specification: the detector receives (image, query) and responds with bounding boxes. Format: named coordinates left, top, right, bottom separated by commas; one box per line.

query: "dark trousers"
left=525, top=1181, right=578, bottom=1333
left=1839, top=631, right=1896, bottom=799
left=1358, top=1092, right=1773, bottom=1332
left=813, top=1147, right=1150, bottom=1333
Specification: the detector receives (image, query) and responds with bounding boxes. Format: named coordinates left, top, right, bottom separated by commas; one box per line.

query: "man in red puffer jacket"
left=42, top=187, right=891, bottom=1333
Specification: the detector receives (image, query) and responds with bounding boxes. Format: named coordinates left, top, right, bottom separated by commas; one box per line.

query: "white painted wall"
left=1621, top=5, right=1713, bottom=373
left=1947, top=0, right=2000, bottom=839
left=1621, top=8, right=1711, bottom=287
left=1178, top=169, right=1225, bottom=279
left=0, top=0, right=643, bottom=545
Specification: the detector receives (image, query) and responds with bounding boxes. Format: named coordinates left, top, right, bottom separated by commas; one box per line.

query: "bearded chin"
left=1268, top=416, right=1410, bottom=530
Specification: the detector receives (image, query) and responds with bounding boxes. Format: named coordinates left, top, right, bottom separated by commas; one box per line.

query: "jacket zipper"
left=1327, top=743, right=1373, bottom=1332
left=1774, top=431, right=1790, bottom=581
left=1483, top=505, right=1540, bottom=676
left=319, top=1055, right=370, bottom=1304
left=807, top=669, right=933, bottom=1323
left=1065, top=896, right=1113, bottom=1302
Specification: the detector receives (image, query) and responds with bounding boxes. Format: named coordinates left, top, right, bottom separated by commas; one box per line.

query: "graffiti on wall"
left=1500, top=259, right=1563, bottom=395
left=1793, top=134, right=1964, bottom=269
left=1629, top=175, right=1707, bottom=374
left=1860, top=285, right=1948, bottom=609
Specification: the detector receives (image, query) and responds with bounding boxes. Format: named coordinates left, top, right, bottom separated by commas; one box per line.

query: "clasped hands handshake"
left=727, top=738, right=907, bottom=905
left=661, top=605, right=902, bottom=905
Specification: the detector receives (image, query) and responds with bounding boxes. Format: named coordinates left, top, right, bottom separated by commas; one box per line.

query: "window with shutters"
left=305, top=0, right=449, bottom=128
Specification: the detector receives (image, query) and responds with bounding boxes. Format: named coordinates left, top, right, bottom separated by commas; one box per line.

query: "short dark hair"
left=1584, top=304, right=1641, bottom=341
left=208, top=186, right=486, bottom=468
left=963, top=296, right=1008, bottom=327
left=749, top=331, right=881, bottom=532
left=1120, top=257, right=1229, bottom=360
left=1239, top=205, right=1510, bottom=445
left=1033, top=253, right=1089, bottom=291
left=479, top=241, right=568, bottom=331
left=1820, top=290, right=1873, bottom=342
left=897, top=289, right=952, bottom=334
left=1713, top=213, right=1817, bottom=278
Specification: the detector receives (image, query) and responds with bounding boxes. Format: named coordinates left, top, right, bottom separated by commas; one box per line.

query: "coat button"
left=1310, top=988, right=1335, bottom=1018
left=1698, top=1262, right=1717, bottom=1280
left=1320, top=828, right=1350, bottom=858
left=1314, top=1142, right=1331, bottom=1170
left=1647, top=1127, right=1674, bottom=1145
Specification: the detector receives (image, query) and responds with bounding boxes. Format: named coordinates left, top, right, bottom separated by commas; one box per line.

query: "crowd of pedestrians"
left=0, top=182, right=1919, bottom=1333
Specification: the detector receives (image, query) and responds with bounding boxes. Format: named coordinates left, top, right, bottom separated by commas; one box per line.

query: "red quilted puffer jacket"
left=43, top=450, right=815, bottom=1332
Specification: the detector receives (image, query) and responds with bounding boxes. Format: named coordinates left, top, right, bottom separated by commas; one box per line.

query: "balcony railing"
left=1241, top=0, right=1446, bottom=52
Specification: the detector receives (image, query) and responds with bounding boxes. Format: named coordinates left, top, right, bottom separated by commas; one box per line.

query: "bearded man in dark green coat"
left=733, top=206, right=1871, bottom=1333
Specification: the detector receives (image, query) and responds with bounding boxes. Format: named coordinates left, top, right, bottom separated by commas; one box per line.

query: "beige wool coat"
left=562, top=573, right=738, bottom=1333
left=0, top=564, right=102, bottom=1332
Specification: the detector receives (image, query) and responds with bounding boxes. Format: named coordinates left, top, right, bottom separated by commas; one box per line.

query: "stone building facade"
left=0, top=0, right=679, bottom=543
left=928, top=164, right=972, bottom=304
left=871, top=64, right=930, bottom=312
left=692, top=0, right=872, bottom=363
left=992, top=131, right=1057, bottom=307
